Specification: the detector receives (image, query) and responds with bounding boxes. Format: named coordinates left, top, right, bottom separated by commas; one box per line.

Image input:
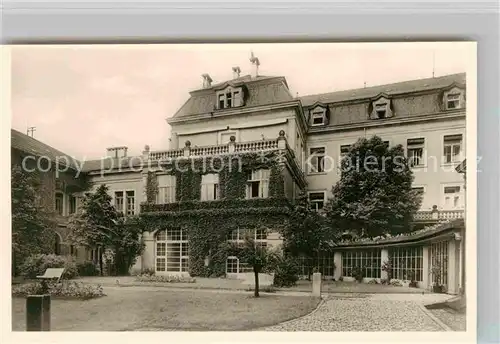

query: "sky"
left=10, top=42, right=470, bottom=160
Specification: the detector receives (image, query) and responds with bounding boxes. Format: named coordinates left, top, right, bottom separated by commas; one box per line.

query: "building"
left=11, top=129, right=89, bottom=262
left=12, top=63, right=467, bottom=294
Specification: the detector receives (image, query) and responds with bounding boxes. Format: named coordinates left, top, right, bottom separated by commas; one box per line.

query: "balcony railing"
left=148, top=149, right=184, bottom=161
left=147, top=138, right=281, bottom=161
left=414, top=209, right=464, bottom=221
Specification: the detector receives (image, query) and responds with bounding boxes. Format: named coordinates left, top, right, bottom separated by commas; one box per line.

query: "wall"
left=171, top=108, right=297, bottom=149
left=306, top=117, right=466, bottom=211
left=89, top=171, right=144, bottom=213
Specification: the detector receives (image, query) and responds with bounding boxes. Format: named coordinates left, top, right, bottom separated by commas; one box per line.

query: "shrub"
left=19, top=254, right=78, bottom=280
left=141, top=268, right=156, bottom=276
left=350, top=266, right=364, bottom=282
left=135, top=274, right=196, bottom=283
left=390, top=280, right=403, bottom=287
left=76, top=261, right=99, bottom=276
left=367, top=279, right=379, bottom=284
left=273, top=258, right=300, bottom=288
left=12, top=281, right=105, bottom=300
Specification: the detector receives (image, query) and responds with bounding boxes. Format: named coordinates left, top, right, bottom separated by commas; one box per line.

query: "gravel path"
left=263, top=294, right=448, bottom=331
left=428, top=308, right=467, bottom=331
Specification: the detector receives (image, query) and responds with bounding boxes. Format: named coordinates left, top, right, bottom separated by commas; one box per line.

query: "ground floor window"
left=389, top=246, right=423, bottom=281
left=430, top=241, right=448, bottom=287
left=341, top=249, right=381, bottom=278
left=155, top=228, right=189, bottom=273
left=226, top=228, right=267, bottom=274
left=297, top=253, right=336, bottom=278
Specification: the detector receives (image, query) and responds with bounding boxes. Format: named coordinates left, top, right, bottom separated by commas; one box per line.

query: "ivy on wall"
left=139, top=151, right=291, bottom=277
left=145, top=171, right=158, bottom=204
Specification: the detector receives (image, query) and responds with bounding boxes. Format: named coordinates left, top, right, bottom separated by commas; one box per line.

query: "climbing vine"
left=139, top=151, right=292, bottom=277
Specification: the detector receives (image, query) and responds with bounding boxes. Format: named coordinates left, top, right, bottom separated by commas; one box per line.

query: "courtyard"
left=11, top=281, right=465, bottom=331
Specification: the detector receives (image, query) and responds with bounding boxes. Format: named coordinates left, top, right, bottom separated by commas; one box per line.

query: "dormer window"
left=375, top=103, right=388, bottom=118
left=446, top=93, right=460, bottom=109
left=312, top=112, right=326, bottom=125
left=309, top=105, right=328, bottom=126
left=443, top=86, right=465, bottom=110
left=216, top=87, right=244, bottom=109
left=370, top=96, right=393, bottom=120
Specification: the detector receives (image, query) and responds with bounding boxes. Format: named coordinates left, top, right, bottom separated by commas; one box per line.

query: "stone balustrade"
left=147, top=139, right=281, bottom=161
left=414, top=209, right=465, bottom=221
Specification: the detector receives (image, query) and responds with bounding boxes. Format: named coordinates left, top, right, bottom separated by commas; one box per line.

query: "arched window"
left=155, top=229, right=189, bottom=273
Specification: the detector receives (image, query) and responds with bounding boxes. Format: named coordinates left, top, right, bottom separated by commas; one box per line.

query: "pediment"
left=371, top=93, right=391, bottom=102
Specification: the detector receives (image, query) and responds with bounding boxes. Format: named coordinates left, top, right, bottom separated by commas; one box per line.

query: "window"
left=226, top=228, right=268, bottom=274
left=340, top=144, right=351, bottom=158
left=201, top=173, right=219, bottom=201
left=217, top=88, right=243, bottom=109
left=342, top=250, right=381, bottom=279
left=430, top=241, right=448, bottom=287
left=375, top=103, right=388, bottom=118
left=114, top=190, right=135, bottom=215
left=311, top=112, right=325, bottom=126
left=389, top=246, right=423, bottom=282
left=69, top=195, right=77, bottom=214
left=443, top=134, right=463, bottom=164
left=446, top=93, right=461, bottom=109
left=155, top=228, right=189, bottom=273
left=309, top=147, right=326, bottom=173
left=444, top=185, right=462, bottom=209
left=412, top=187, right=425, bottom=196
left=114, top=191, right=124, bottom=214
left=407, top=138, right=425, bottom=167
left=309, top=192, right=326, bottom=211
left=218, top=94, right=225, bottom=109
left=246, top=169, right=270, bottom=199
left=126, top=191, right=135, bottom=216
left=55, top=193, right=64, bottom=215
left=158, top=175, right=176, bottom=204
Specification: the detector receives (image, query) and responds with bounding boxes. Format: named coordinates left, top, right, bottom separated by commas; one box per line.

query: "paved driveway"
left=263, top=293, right=454, bottom=331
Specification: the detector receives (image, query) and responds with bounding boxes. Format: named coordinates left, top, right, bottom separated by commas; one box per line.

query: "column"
left=333, top=251, right=342, bottom=280
left=422, top=246, right=430, bottom=290
left=447, top=239, right=459, bottom=295
left=380, top=248, right=389, bottom=280
left=142, top=232, right=156, bottom=272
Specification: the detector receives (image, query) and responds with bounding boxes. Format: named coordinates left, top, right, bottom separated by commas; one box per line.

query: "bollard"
left=26, top=294, right=51, bottom=331
left=312, top=272, right=322, bottom=297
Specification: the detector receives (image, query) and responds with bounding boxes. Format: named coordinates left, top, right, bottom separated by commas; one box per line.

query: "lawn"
left=12, top=287, right=320, bottom=331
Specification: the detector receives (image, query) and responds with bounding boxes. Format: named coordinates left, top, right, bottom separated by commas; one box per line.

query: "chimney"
left=232, top=66, right=241, bottom=79
left=249, top=52, right=260, bottom=79
left=106, top=146, right=128, bottom=159
left=202, top=74, right=213, bottom=88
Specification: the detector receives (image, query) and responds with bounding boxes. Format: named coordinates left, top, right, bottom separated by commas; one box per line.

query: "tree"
left=68, top=184, right=144, bottom=275
left=325, top=135, right=421, bottom=238
left=11, top=165, right=55, bottom=276
left=280, top=192, right=338, bottom=278
left=235, top=231, right=275, bottom=297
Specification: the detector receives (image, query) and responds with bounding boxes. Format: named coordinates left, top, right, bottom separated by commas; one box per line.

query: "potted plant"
left=351, top=266, right=364, bottom=283
left=407, top=269, right=418, bottom=288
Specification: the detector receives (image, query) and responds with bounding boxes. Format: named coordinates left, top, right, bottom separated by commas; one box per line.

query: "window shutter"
left=233, top=91, right=242, bottom=107
left=261, top=169, right=270, bottom=198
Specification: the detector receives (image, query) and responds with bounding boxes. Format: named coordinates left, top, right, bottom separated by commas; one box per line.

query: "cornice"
left=307, top=111, right=465, bottom=136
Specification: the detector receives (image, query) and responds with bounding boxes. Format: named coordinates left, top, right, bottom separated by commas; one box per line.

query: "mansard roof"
left=171, top=75, right=295, bottom=119
left=300, top=72, right=466, bottom=107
